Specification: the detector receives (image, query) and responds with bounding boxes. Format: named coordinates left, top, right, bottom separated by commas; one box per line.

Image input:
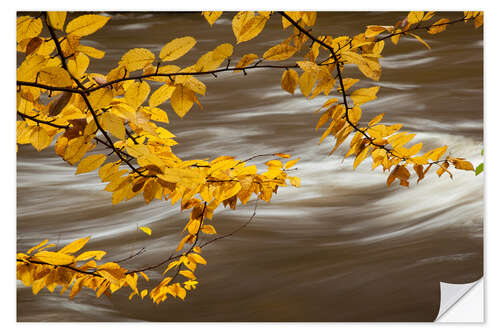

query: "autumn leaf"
left=88, top=88, right=113, bottom=110
left=407, top=11, right=425, bottom=25
left=284, top=158, right=300, bottom=169
left=27, top=239, right=48, bottom=255
left=364, top=25, right=392, bottom=38
left=139, top=226, right=152, bottom=236
left=101, top=112, right=125, bottom=140
left=17, top=16, right=43, bottom=42
left=32, top=251, right=75, bottom=266
left=76, top=154, right=107, bottom=175
left=75, top=251, right=106, bottom=261
left=119, top=48, right=156, bottom=72
left=30, top=126, right=51, bottom=152
left=149, top=84, right=176, bottom=107
left=171, top=85, right=195, bottom=118
left=281, top=69, right=299, bottom=94
left=202, top=11, right=223, bottom=26
left=428, top=18, right=450, bottom=34
left=47, top=12, right=67, bottom=30
left=234, top=53, right=259, bottom=70
left=409, top=33, right=431, bottom=50
left=66, top=14, right=110, bottom=37
left=179, top=270, right=196, bottom=280
left=125, top=81, right=151, bottom=108
left=58, top=237, right=91, bottom=255
left=201, top=224, right=216, bottom=234
left=263, top=43, right=296, bottom=61
left=38, top=67, right=73, bottom=87
left=78, top=45, right=106, bottom=59
left=25, top=37, right=43, bottom=56
left=233, top=12, right=268, bottom=43
left=452, top=159, right=474, bottom=171
left=299, top=71, right=316, bottom=97
left=350, top=86, right=380, bottom=106
left=160, top=36, right=197, bottom=62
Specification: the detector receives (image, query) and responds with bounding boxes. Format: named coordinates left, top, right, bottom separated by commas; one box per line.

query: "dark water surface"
left=17, top=12, right=483, bottom=321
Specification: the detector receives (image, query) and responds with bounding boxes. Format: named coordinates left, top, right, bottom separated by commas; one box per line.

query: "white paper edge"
left=436, top=278, right=484, bottom=322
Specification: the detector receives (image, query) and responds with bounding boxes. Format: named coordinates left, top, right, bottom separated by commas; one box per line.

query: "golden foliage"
left=16, top=10, right=481, bottom=304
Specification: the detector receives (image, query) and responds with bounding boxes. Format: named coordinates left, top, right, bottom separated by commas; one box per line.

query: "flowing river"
left=17, top=11, right=483, bottom=321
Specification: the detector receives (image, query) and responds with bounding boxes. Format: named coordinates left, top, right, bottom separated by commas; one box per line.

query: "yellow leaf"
left=76, top=154, right=107, bottom=175
left=77, top=45, right=106, bottom=59
left=407, top=142, right=423, bottom=156
left=195, top=43, right=233, bottom=72
left=101, top=112, right=125, bottom=140
left=88, top=88, right=113, bottom=110
left=59, top=236, right=91, bottom=255
left=301, top=11, right=317, bottom=26
left=263, top=43, right=296, bottom=61
left=38, top=67, right=73, bottom=87
left=299, top=71, right=316, bottom=97
left=201, top=224, right=216, bottom=235
left=27, top=239, right=48, bottom=254
left=452, top=159, right=474, bottom=171
left=425, top=146, right=448, bottom=161
left=202, top=11, right=223, bottom=26
left=212, top=43, right=234, bottom=62
left=75, top=250, right=106, bottom=261
left=474, top=14, right=483, bottom=29
left=281, top=69, right=299, bottom=95
left=179, top=270, right=196, bottom=280
left=67, top=53, right=90, bottom=79
left=353, top=146, right=370, bottom=170
left=17, top=54, right=47, bottom=81
left=407, top=11, right=425, bottom=25
left=160, top=36, right=197, bottom=62
left=341, top=51, right=381, bottom=81
left=141, top=289, right=148, bottom=299
left=66, top=14, right=110, bottom=37
left=139, top=226, right=152, bottom=236
left=30, top=126, right=51, bottom=152
left=288, top=176, right=301, bottom=187
left=32, top=251, right=75, bottom=266
left=350, top=86, right=380, bottom=106
left=284, top=158, right=300, bottom=169
left=234, top=13, right=268, bottom=43
left=171, top=85, right=195, bottom=118
left=47, top=11, right=67, bottom=30
left=140, top=272, right=149, bottom=281
left=427, top=18, right=450, bottom=34
left=179, top=76, right=206, bottom=96
left=436, top=161, right=452, bottom=178
left=388, top=133, right=415, bottom=148
left=422, top=11, right=435, bottom=21
left=364, top=25, right=389, bottom=38
left=409, top=33, right=431, bottom=50
left=188, top=253, right=207, bottom=265
left=17, top=16, right=43, bottom=42
left=145, top=107, right=170, bottom=123
left=125, top=81, right=151, bottom=108
left=149, top=84, right=176, bottom=107
left=119, top=48, right=156, bottom=72
left=348, top=106, right=363, bottom=124
left=274, top=153, right=291, bottom=158
left=341, top=78, right=360, bottom=92
left=232, top=11, right=253, bottom=41
left=368, top=113, right=385, bottom=127
left=234, top=54, right=259, bottom=72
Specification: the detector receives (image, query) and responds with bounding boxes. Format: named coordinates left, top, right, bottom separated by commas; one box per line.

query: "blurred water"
left=17, top=12, right=483, bottom=321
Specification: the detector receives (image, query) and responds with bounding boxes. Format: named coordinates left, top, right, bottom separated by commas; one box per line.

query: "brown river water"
left=16, top=12, right=483, bottom=322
